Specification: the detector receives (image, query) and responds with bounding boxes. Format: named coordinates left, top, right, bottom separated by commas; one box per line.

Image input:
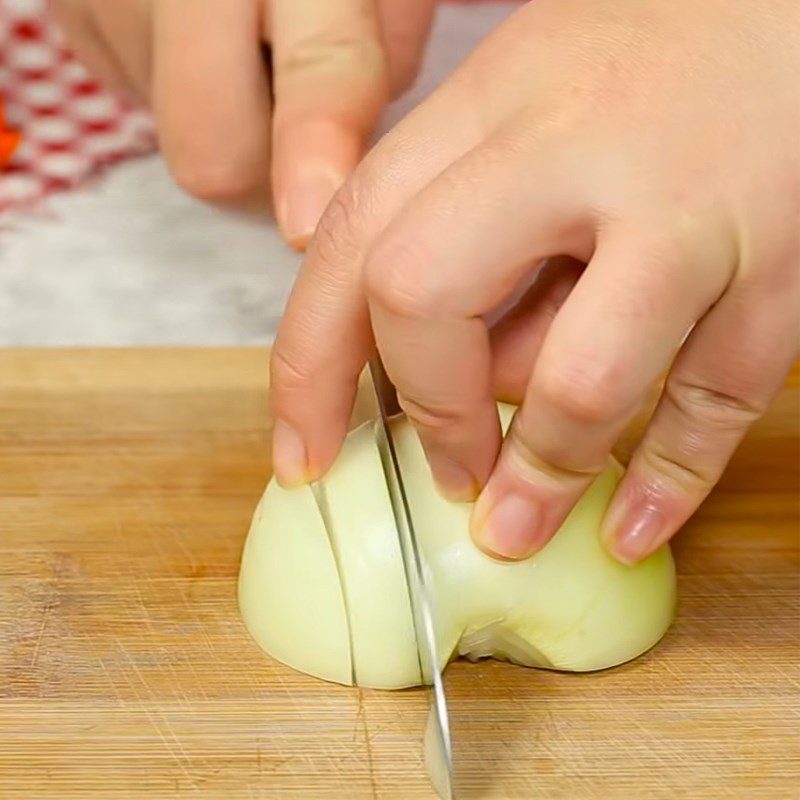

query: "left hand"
left=52, top=0, right=435, bottom=248
left=269, top=0, right=800, bottom=563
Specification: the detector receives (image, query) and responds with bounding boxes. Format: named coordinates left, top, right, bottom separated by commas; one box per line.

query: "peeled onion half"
left=238, top=404, right=676, bottom=689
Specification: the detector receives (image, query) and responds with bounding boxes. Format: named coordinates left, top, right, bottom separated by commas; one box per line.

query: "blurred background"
left=0, top=2, right=517, bottom=346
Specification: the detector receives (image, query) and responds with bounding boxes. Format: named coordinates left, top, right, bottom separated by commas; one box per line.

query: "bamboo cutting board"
left=0, top=349, right=797, bottom=799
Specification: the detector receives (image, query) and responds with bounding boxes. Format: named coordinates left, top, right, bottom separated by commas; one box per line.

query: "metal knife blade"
left=368, top=358, right=454, bottom=800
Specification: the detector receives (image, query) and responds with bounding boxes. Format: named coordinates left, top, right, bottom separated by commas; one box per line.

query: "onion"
left=238, top=404, right=676, bottom=689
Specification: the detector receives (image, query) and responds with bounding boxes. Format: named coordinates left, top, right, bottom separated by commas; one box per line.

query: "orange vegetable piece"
left=0, top=93, right=21, bottom=167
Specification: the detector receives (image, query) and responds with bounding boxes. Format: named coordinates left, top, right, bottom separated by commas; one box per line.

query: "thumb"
left=268, top=0, right=390, bottom=250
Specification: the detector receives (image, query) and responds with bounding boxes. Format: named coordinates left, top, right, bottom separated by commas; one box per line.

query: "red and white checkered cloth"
left=0, top=0, right=156, bottom=213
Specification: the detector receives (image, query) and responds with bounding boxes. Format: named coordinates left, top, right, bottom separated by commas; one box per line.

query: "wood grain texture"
left=0, top=349, right=798, bottom=799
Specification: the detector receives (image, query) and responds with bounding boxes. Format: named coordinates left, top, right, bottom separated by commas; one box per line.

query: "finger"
left=602, top=272, right=800, bottom=563
left=269, top=53, right=500, bottom=486
left=153, top=0, right=272, bottom=207
left=364, top=127, right=594, bottom=500
left=490, top=257, right=584, bottom=404
left=270, top=7, right=565, bottom=485
left=269, top=0, right=389, bottom=249
left=377, top=0, right=436, bottom=96
left=471, top=226, right=733, bottom=560
left=51, top=1, right=135, bottom=97
left=88, top=0, right=154, bottom=101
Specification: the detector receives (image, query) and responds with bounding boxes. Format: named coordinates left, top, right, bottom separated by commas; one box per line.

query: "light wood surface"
left=0, top=349, right=797, bottom=799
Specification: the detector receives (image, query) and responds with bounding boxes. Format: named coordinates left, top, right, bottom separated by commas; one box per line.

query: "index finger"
left=268, top=69, right=492, bottom=486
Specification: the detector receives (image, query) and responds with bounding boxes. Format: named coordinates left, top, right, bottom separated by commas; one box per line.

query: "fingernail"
left=428, top=453, right=480, bottom=502
left=476, top=492, right=542, bottom=560
left=280, top=169, right=343, bottom=249
left=606, top=504, right=666, bottom=564
left=272, top=419, right=309, bottom=487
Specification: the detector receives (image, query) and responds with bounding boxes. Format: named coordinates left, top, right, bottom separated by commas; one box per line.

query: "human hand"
left=51, top=0, right=434, bottom=248
left=269, top=0, right=800, bottom=563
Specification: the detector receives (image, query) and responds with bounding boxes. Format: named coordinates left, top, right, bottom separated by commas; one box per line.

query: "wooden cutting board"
left=0, top=349, right=797, bottom=799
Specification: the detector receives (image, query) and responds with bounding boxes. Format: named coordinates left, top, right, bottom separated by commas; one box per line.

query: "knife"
left=368, top=358, right=455, bottom=800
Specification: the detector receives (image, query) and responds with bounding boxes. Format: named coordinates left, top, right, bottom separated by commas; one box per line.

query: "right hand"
left=51, top=0, right=435, bottom=248
left=268, top=0, right=799, bottom=564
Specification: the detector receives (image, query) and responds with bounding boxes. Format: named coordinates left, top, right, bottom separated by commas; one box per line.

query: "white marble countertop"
left=0, top=3, right=517, bottom=345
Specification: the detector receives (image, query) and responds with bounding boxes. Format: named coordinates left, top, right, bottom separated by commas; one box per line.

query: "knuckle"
left=365, top=238, right=436, bottom=319
left=169, top=155, right=256, bottom=204
left=639, top=440, right=717, bottom=493
left=276, top=34, right=386, bottom=84
left=398, top=394, right=468, bottom=435
left=505, top=421, right=601, bottom=481
left=537, top=359, right=627, bottom=425
left=270, top=346, right=316, bottom=394
left=666, top=375, right=765, bottom=431
left=312, top=179, right=369, bottom=270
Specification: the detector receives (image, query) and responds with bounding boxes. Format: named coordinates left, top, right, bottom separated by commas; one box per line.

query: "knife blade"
left=368, top=358, right=454, bottom=800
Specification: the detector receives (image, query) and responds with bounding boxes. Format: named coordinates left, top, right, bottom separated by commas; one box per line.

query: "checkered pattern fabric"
left=0, top=0, right=156, bottom=212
